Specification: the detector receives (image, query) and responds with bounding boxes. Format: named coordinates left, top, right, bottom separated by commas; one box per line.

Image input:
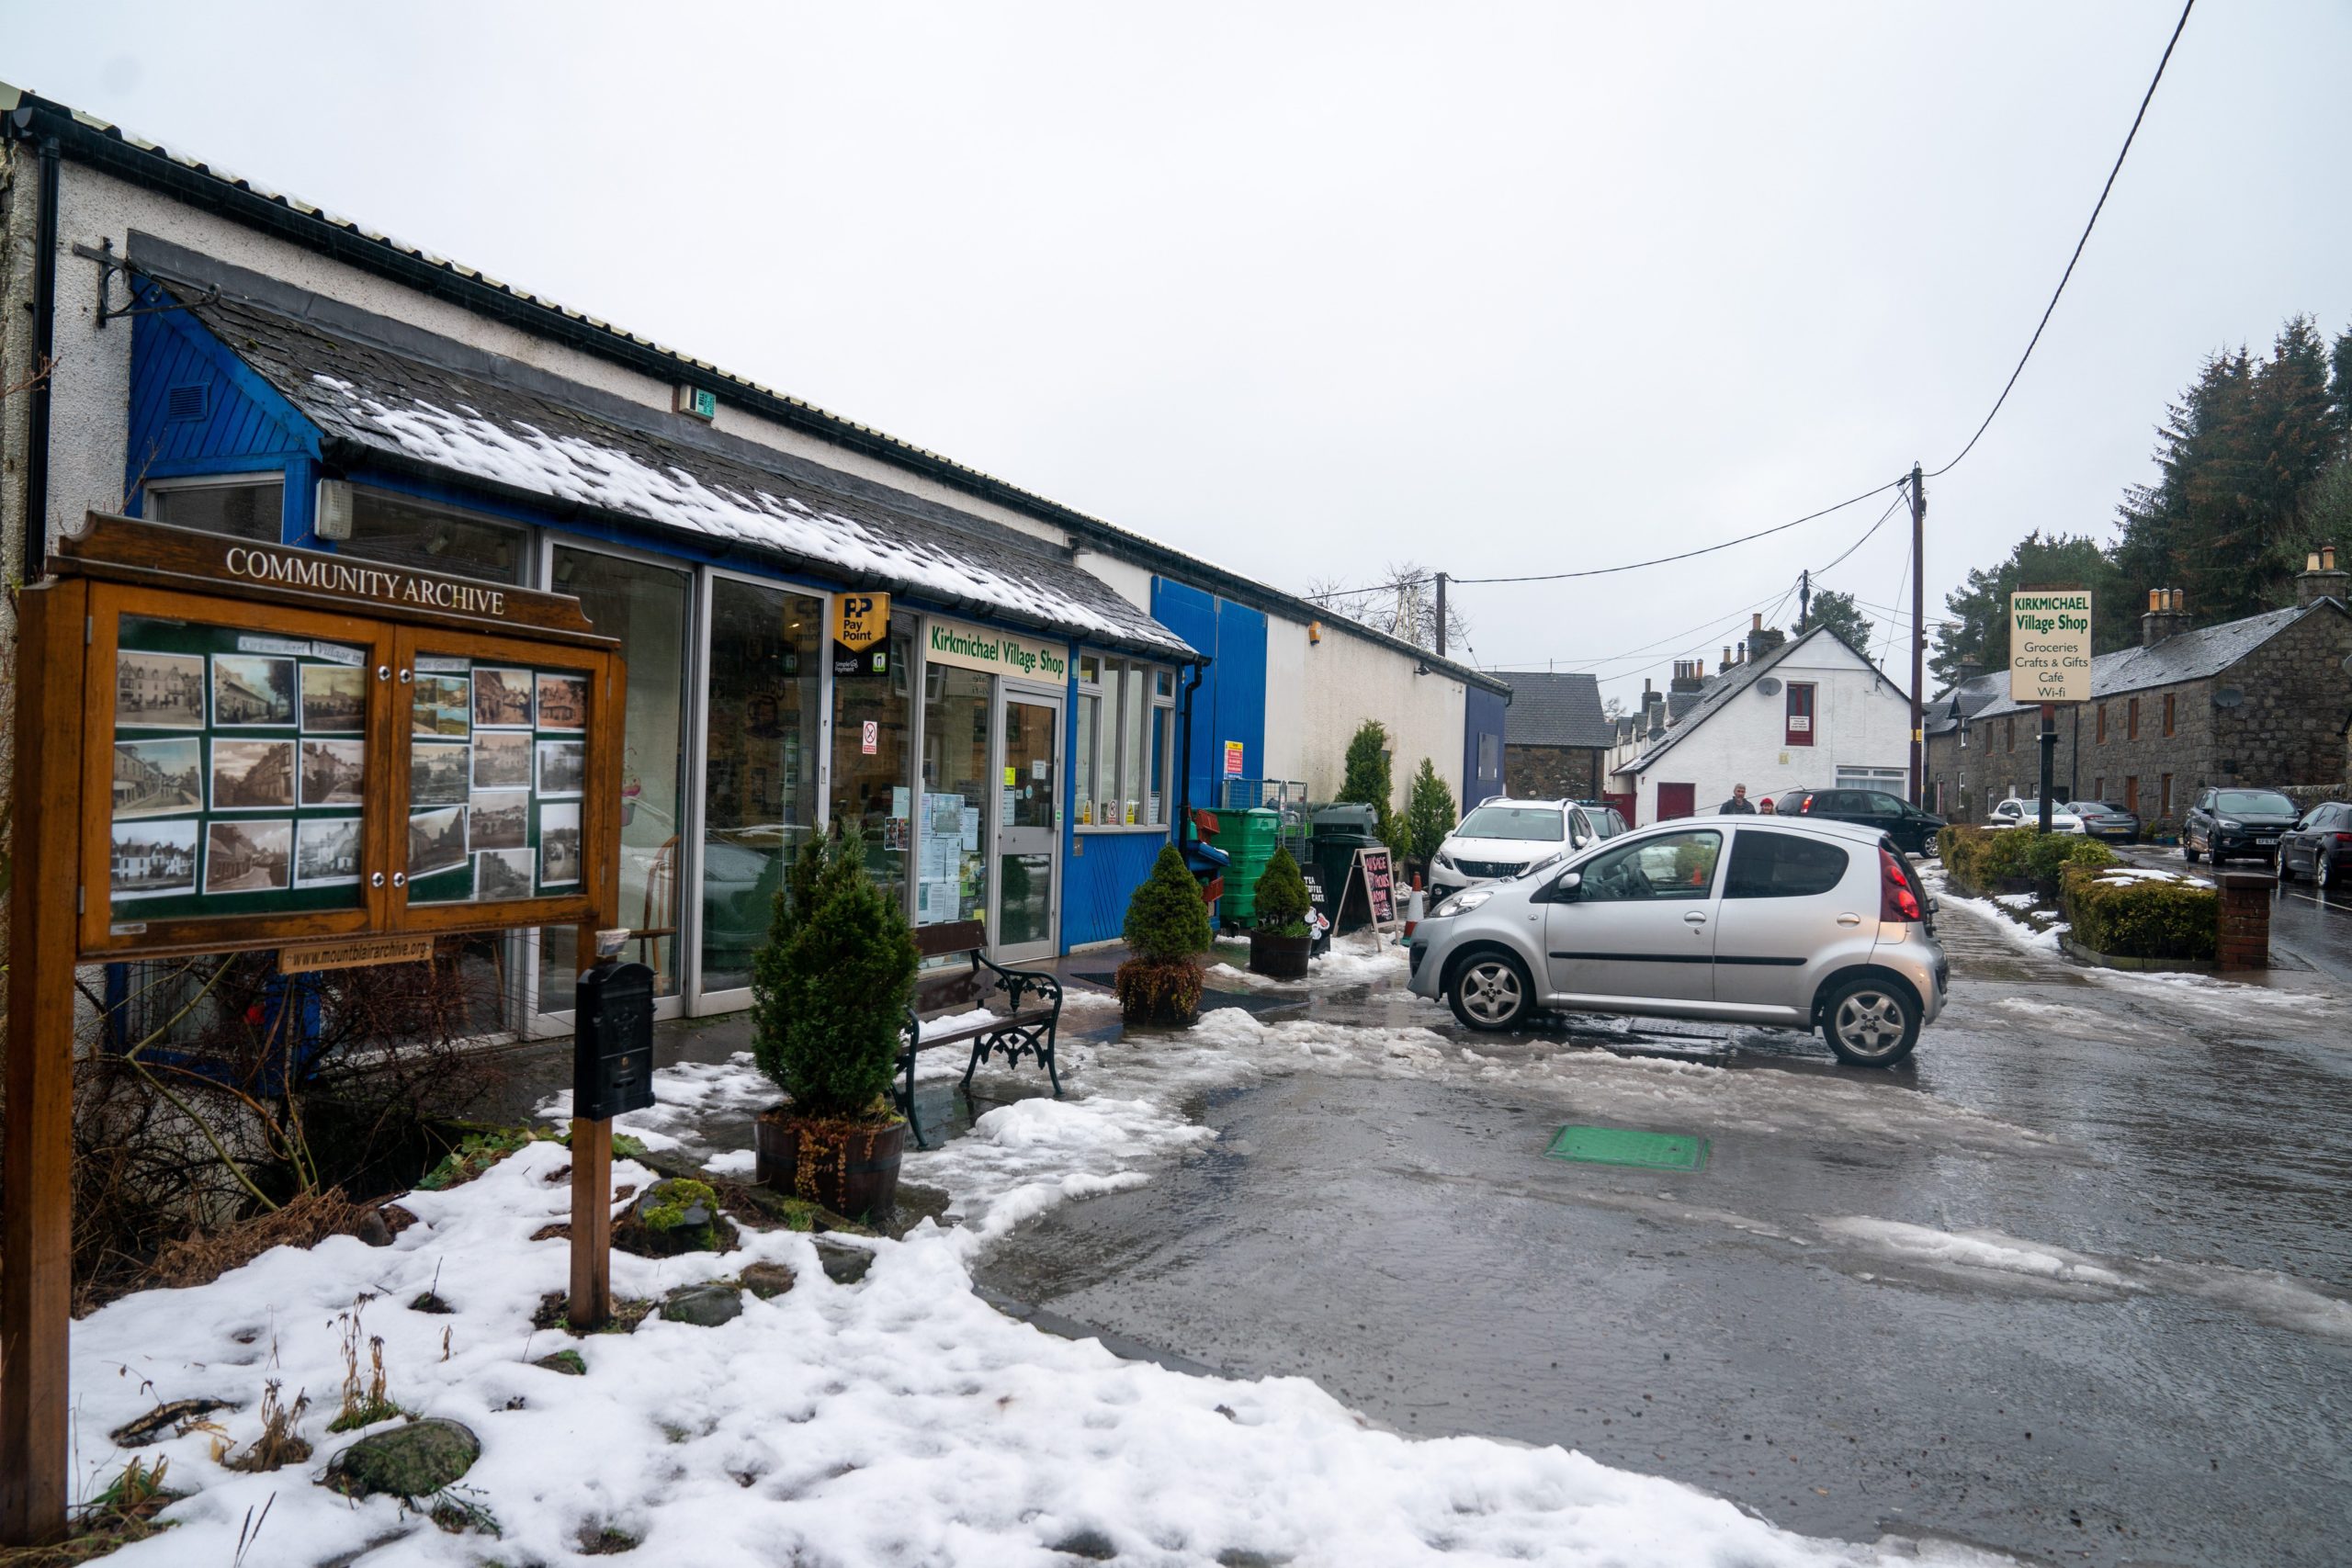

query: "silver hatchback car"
left=1406, top=814, right=1947, bottom=1066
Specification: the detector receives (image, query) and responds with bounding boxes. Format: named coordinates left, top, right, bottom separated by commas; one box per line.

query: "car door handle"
left=1683, top=910, right=1708, bottom=926
left=1837, top=913, right=1862, bottom=926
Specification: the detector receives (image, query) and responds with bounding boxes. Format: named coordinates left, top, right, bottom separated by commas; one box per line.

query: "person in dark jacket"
left=1718, top=784, right=1756, bottom=814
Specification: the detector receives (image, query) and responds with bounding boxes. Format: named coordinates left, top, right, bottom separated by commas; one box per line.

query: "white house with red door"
left=1609, top=624, right=1914, bottom=824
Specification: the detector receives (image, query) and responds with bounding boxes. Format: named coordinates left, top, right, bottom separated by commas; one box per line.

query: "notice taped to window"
left=2008, top=590, right=2092, bottom=704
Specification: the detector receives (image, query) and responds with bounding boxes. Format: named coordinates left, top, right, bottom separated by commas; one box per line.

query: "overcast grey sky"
left=7, top=2, right=2348, bottom=705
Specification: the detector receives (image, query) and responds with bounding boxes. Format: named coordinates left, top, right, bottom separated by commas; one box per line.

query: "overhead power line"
left=1927, top=0, right=2194, bottom=479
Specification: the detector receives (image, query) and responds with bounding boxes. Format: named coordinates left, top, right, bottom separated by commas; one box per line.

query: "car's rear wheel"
left=1447, top=950, right=1533, bottom=1032
left=1820, top=975, right=1921, bottom=1067
left=2319, top=854, right=2335, bottom=893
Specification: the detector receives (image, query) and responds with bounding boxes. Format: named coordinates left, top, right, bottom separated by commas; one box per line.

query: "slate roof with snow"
left=1617, top=626, right=1901, bottom=776
left=1924, top=670, right=2006, bottom=737
left=185, top=295, right=1194, bottom=659
left=1491, top=671, right=1613, bottom=749
left=1965, top=603, right=2344, bottom=723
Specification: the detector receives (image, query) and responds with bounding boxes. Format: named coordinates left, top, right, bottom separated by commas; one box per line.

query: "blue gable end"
left=128, top=288, right=321, bottom=536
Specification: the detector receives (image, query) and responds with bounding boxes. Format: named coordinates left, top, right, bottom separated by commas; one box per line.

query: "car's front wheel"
left=1820, top=975, right=1921, bottom=1067
left=2319, top=854, right=2335, bottom=893
left=1447, top=950, right=1534, bottom=1032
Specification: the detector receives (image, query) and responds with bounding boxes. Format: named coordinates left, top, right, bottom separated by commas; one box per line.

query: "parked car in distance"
left=2063, top=800, right=2141, bottom=842
left=1985, top=796, right=2084, bottom=836
left=1409, top=814, right=1946, bottom=1066
left=1573, top=801, right=1629, bottom=839
left=2183, top=787, right=2300, bottom=865
left=1770, top=786, right=1946, bottom=856
left=2274, top=801, right=2352, bottom=889
left=1427, top=798, right=1598, bottom=905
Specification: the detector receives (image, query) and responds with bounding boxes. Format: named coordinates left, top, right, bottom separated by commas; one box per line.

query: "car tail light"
left=2335, top=833, right=2352, bottom=845
left=1798, top=794, right=1814, bottom=813
left=1880, top=847, right=1922, bottom=922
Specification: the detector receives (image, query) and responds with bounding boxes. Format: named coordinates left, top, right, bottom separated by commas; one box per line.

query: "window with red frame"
left=2163, top=693, right=2176, bottom=737
left=1784, top=682, right=1815, bottom=747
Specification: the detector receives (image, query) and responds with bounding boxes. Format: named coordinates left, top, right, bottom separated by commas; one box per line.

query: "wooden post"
left=568, top=1114, right=614, bottom=1329
left=3, top=579, right=88, bottom=1546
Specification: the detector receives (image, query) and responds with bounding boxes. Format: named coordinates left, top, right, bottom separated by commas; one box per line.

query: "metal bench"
left=898, top=919, right=1064, bottom=1148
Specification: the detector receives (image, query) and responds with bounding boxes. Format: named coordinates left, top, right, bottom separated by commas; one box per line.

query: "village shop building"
left=0, top=88, right=1510, bottom=1036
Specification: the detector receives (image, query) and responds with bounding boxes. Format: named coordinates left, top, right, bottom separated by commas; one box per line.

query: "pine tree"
left=1338, top=719, right=1397, bottom=849
left=750, top=830, right=920, bottom=1121
left=1800, top=590, right=1872, bottom=652
left=1401, top=758, right=1455, bottom=877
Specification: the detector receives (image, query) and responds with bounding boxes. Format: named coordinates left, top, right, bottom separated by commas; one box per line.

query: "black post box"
left=574, top=957, right=656, bottom=1121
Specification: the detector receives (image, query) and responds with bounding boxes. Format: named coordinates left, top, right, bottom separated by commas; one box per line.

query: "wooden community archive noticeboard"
left=2, top=512, right=625, bottom=1542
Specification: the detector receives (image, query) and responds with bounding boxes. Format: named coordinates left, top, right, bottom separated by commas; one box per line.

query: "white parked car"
left=1428, top=798, right=1598, bottom=905
left=1987, top=796, right=2084, bottom=834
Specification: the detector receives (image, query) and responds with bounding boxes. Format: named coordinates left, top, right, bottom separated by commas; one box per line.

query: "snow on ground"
left=1206, top=931, right=1408, bottom=991
left=70, top=1132, right=1989, bottom=1566
left=1919, top=868, right=2066, bottom=953
left=1818, top=1217, right=2136, bottom=1293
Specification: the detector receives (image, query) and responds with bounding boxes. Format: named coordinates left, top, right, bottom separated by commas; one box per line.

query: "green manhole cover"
left=1544, top=1124, right=1708, bottom=1172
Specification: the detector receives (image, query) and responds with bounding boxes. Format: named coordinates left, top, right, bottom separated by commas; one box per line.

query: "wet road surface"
left=977, top=908, right=2352, bottom=1565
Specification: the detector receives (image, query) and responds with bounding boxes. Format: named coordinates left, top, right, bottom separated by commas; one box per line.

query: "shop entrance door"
left=993, top=691, right=1062, bottom=964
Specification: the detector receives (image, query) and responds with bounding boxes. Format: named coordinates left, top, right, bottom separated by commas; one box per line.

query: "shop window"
left=2163, top=693, right=2176, bottom=737
left=144, top=476, right=283, bottom=542
left=1075, top=655, right=1176, bottom=826
left=1783, top=682, right=1815, bottom=747
left=539, top=547, right=693, bottom=1006
left=831, top=610, right=919, bottom=908
left=700, top=580, right=823, bottom=992
left=341, top=487, right=530, bottom=584
left=918, top=663, right=992, bottom=927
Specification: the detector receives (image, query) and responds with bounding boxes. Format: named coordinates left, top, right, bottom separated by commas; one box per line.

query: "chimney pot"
left=2147, top=588, right=2161, bottom=614
left=1751, top=612, right=1763, bottom=631
left=2326, top=544, right=2337, bottom=571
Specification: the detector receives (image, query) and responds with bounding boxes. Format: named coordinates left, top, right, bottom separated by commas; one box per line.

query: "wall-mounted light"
left=1307, top=620, right=1322, bottom=645
left=314, top=478, right=354, bottom=540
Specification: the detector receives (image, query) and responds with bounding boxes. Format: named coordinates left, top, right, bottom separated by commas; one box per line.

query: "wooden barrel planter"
left=753, top=1108, right=906, bottom=1220
left=1248, top=931, right=1313, bottom=979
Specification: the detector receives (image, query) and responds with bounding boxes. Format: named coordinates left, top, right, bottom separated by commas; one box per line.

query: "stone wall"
left=1504, top=744, right=1601, bottom=800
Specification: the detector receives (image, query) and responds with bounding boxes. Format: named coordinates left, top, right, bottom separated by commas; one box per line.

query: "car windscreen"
left=2215, top=791, right=2295, bottom=815
left=1456, top=806, right=1564, bottom=841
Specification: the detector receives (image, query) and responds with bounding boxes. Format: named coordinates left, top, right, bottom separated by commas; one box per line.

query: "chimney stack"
left=2296, top=543, right=2348, bottom=609
left=1747, top=614, right=1787, bottom=657
left=2142, top=587, right=2190, bottom=647
left=1669, top=660, right=1704, bottom=695
left=1721, top=645, right=1734, bottom=670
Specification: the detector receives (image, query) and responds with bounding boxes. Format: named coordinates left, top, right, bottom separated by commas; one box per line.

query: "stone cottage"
left=1493, top=671, right=1614, bottom=802
left=1938, top=551, right=2352, bottom=829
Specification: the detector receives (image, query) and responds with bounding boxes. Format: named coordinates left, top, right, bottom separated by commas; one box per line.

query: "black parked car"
left=1771, top=786, right=1946, bottom=856
left=2064, top=800, right=2141, bottom=842
left=2278, top=802, right=2352, bottom=891
left=2183, top=787, right=2300, bottom=865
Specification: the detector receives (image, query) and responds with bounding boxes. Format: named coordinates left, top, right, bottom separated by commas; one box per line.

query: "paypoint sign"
left=2008, top=590, right=2093, bottom=703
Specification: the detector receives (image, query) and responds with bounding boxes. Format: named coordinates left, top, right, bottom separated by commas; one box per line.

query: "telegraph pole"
left=1798, top=569, right=1811, bottom=632
left=1908, top=462, right=1926, bottom=807
left=1433, top=571, right=1448, bottom=659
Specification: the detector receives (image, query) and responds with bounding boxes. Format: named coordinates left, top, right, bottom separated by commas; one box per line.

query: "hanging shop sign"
left=923, top=615, right=1069, bottom=682
left=2008, top=589, right=2093, bottom=704
left=3, top=513, right=629, bottom=1545
left=832, top=592, right=893, bottom=677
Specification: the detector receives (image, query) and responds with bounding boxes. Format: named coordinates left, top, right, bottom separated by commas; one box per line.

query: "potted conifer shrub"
left=1247, top=846, right=1315, bottom=979
left=749, top=829, right=920, bottom=1219
left=1114, top=844, right=1213, bottom=1026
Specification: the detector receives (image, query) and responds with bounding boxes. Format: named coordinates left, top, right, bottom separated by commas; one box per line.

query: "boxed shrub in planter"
left=1116, top=845, right=1213, bottom=1025
left=2060, top=864, right=2218, bottom=963
left=1247, top=846, right=1315, bottom=979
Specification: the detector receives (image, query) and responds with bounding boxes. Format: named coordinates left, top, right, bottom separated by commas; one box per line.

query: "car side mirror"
left=1544, top=871, right=1582, bottom=903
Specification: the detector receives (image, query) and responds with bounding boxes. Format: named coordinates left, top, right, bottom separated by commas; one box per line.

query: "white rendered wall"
left=1613, top=637, right=1910, bottom=823
left=1260, top=613, right=1309, bottom=785
left=1299, top=623, right=1469, bottom=811
left=1072, top=548, right=1154, bottom=612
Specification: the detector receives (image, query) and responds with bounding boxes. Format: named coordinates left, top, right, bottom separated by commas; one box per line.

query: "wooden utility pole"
left=1433, top=572, right=1448, bottom=660
left=1908, top=463, right=1926, bottom=807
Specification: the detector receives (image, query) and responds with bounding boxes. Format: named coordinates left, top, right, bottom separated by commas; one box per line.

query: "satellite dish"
left=1758, top=677, right=1783, bottom=695
left=2212, top=686, right=2245, bottom=709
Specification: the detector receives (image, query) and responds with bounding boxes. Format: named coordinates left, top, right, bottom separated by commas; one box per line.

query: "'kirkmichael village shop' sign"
left=924, top=615, right=1070, bottom=682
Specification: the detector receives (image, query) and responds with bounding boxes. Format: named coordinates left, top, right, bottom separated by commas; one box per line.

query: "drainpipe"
left=21, top=122, right=59, bottom=583
left=1177, top=660, right=1204, bottom=840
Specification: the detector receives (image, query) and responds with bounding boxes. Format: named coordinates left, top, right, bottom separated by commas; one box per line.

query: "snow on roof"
left=188, top=296, right=1194, bottom=658
left=1967, top=604, right=2343, bottom=722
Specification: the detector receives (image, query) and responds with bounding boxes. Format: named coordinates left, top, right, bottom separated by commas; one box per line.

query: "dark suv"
left=2184, top=787, right=2300, bottom=865
left=1773, top=786, right=1945, bottom=856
